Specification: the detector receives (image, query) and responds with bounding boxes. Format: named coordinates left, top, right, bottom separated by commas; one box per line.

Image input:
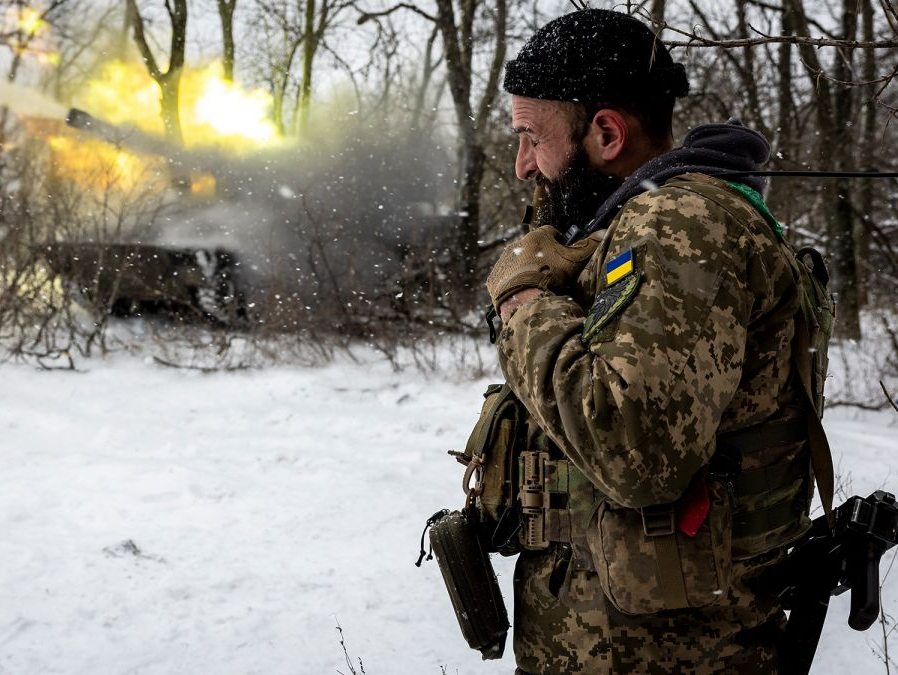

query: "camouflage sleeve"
left=496, top=185, right=776, bottom=509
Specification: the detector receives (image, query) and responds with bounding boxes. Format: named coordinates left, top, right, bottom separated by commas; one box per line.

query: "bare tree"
left=0, top=0, right=73, bottom=148
left=0, top=0, right=71, bottom=84
left=359, top=0, right=508, bottom=296
left=40, top=2, right=122, bottom=101
left=126, top=0, right=188, bottom=146
left=217, top=0, right=238, bottom=82
left=246, top=0, right=354, bottom=137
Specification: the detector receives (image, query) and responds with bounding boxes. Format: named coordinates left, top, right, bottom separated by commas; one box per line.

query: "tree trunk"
left=217, top=1, right=237, bottom=82
left=771, top=6, right=795, bottom=225
left=433, top=0, right=507, bottom=299
left=411, top=26, right=441, bottom=133
left=785, top=0, right=861, bottom=339
left=273, top=37, right=301, bottom=137
left=272, top=85, right=285, bottom=137
left=296, top=0, right=316, bottom=138
left=827, top=1, right=861, bottom=339
left=120, top=1, right=136, bottom=58
left=159, top=74, right=183, bottom=147
left=457, top=136, right=485, bottom=293
left=126, top=0, right=187, bottom=147
left=855, top=0, right=876, bottom=307
left=775, top=7, right=794, bottom=163
left=650, top=0, right=667, bottom=25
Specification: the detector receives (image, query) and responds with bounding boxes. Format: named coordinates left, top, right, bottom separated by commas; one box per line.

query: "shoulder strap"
left=792, top=305, right=835, bottom=518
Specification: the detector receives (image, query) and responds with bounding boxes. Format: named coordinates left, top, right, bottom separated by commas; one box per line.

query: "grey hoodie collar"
left=564, top=119, right=770, bottom=243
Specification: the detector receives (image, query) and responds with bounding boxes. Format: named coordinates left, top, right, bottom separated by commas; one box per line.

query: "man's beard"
left=534, top=144, right=622, bottom=229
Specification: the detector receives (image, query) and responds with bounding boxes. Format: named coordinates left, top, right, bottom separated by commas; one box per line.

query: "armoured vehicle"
left=40, top=242, right=243, bottom=323
left=26, top=107, right=455, bottom=328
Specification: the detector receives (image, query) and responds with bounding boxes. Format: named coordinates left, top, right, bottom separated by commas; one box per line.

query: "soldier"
left=485, top=8, right=827, bottom=674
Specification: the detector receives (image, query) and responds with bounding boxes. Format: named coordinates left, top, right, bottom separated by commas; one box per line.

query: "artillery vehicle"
left=39, top=241, right=243, bottom=323
left=24, top=107, right=455, bottom=329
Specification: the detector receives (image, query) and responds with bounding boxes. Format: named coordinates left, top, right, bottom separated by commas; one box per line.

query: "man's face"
left=511, top=95, right=621, bottom=229
left=511, top=95, right=576, bottom=182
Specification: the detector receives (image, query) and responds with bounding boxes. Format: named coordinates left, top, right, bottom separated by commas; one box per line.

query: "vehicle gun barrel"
left=64, top=107, right=197, bottom=175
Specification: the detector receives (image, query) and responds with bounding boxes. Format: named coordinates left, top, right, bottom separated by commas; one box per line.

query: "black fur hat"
left=503, top=9, right=689, bottom=102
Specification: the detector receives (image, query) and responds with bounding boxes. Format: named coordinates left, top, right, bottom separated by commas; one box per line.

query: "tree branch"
left=126, top=0, right=162, bottom=81
left=357, top=3, right=436, bottom=24
left=661, top=20, right=898, bottom=49
left=475, top=0, right=506, bottom=131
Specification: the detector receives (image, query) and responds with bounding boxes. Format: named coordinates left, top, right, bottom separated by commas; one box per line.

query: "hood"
left=564, top=118, right=770, bottom=243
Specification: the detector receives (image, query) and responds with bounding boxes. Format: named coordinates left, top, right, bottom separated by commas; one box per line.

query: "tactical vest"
left=457, top=177, right=835, bottom=613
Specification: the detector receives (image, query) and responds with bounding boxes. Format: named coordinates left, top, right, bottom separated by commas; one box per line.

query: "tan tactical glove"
left=485, top=225, right=600, bottom=311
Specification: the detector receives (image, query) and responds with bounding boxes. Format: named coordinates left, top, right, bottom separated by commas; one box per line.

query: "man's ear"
left=584, top=108, right=628, bottom=163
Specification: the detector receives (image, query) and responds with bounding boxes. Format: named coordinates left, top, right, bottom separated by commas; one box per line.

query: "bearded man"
left=484, top=8, right=828, bottom=674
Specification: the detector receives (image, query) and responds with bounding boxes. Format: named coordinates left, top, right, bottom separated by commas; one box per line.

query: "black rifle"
left=760, top=490, right=898, bottom=674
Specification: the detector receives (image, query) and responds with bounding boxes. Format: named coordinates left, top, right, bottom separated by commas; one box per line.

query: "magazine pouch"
left=587, top=478, right=734, bottom=615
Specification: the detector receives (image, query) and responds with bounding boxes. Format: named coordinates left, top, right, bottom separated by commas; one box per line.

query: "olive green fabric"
left=495, top=172, right=815, bottom=673
left=589, top=481, right=733, bottom=615
left=458, top=383, right=524, bottom=555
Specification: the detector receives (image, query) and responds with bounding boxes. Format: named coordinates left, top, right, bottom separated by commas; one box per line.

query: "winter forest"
left=0, top=0, right=897, bottom=673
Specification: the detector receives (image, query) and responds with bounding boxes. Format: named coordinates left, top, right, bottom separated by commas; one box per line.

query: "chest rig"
left=452, top=383, right=601, bottom=567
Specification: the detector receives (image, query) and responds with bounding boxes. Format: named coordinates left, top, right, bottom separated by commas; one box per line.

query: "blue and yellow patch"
left=605, top=249, right=634, bottom=284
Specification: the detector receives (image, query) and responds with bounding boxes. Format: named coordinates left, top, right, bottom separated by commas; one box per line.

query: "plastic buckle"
left=519, top=451, right=549, bottom=549
left=641, top=504, right=676, bottom=537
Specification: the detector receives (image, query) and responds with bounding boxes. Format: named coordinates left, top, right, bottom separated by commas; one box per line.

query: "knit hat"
left=503, top=9, right=689, bottom=102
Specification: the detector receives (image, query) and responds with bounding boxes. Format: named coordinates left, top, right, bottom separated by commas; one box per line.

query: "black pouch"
left=429, top=509, right=509, bottom=659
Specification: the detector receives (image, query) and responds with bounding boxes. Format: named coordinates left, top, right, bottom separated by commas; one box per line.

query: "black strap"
left=713, top=170, right=898, bottom=179
left=485, top=305, right=499, bottom=343
left=717, top=415, right=807, bottom=455
left=415, top=509, right=449, bottom=567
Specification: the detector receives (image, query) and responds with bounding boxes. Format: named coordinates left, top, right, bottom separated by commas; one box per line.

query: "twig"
left=151, top=355, right=250, bottom=373
left=657, top=17, right=898, bottom=49
left=335, top=619, right=366, bottom=675
left=825, top=399, right=891, bottom=411
left=357, top=3, right=436, bottom=24
left=882, top=381, right=898, bottom=414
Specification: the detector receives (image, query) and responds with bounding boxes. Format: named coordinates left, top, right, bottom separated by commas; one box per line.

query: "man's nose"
left=515, top=140, right=538, bottom=181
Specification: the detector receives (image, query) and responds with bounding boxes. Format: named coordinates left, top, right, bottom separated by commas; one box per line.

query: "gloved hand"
left=485, top=225, right=600, bottom=311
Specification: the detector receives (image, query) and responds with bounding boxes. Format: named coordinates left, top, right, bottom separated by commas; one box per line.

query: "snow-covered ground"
left=1, top=345, right=896, bottom=674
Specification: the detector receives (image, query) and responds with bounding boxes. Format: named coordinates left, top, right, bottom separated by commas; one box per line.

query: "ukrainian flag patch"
left=605, top=249, right=634, bottom=284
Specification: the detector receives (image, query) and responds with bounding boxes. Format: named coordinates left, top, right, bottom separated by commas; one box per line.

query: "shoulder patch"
left=582, top=270, right=642, bottom=343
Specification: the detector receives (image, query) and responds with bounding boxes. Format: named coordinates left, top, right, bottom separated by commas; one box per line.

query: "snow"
left=0, top=347, right=896, bottom=674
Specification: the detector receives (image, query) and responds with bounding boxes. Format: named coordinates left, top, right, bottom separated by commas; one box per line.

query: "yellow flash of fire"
left=46, top=135, right=168, bottom=194
left=74, top=60, right=281, bottom=151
